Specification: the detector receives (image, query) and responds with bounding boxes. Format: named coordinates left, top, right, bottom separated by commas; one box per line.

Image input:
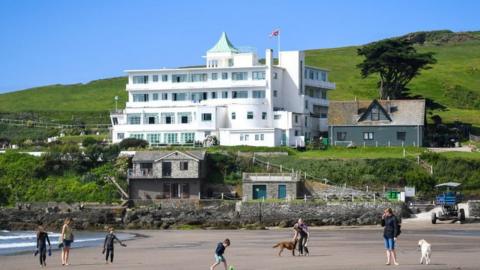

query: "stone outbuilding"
left=128, top=150, right=206, bottom=200
left=242, top=173, right=300, bottom=200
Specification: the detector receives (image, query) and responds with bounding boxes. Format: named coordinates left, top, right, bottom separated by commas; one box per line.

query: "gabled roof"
left=133, top=150, right=206, bottom=162
left=207, top=32, right=239, bottom=53
left=328, top=99, right=425, bottom=126
left=357, top=99, right=392, bottom=122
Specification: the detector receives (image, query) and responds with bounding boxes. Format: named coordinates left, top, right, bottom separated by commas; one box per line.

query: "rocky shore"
left=0, top=200, right=405, bottom=231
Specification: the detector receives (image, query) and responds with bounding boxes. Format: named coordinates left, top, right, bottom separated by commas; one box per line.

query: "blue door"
left=278, top=184, right=287, bottom=199
left=253, top=185, right=267, bottom=200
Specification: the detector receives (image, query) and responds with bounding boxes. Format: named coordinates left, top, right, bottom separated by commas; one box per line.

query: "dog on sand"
left=272, top=240, right=297, bottom=256
left=418, top=239, right=432, bottom=265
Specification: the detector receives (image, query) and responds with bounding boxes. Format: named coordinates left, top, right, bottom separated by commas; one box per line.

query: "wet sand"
left=2, top=220, right=480, bottom=270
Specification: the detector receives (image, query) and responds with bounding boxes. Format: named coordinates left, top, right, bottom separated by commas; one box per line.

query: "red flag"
left=270, top=29, right=280, bottom=37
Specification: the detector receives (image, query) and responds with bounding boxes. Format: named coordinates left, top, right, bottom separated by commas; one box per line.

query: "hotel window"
left=337, top=132, right=347, bottom=141
left=112, top=117, right=118, bottom=125
left=274, top=115, right=281, bottom=120
left=273, top=90, right=278, bottom=97
left=240, top=134, right=244, bottom=141
left=147, top=115, right=157, bottom=124
left=127, top=115, right=141, bottom=125
left=172, top=93, right=187, bottom=101
left=222, top=72, right=228, bottom=80
left=211, top=92, right=217, bottom=99
left=304, top=69, right=308, bottom=79
left=262, top=112, right=267, bottom=120
left=321, top=90, right=327, bottom=99
left=117, top=133, right=124, bottom=140
left=164, top=133, right=178, bottom=144
left=202, top=113, right=212, bottom=121
left=129, top=133, right=144, bottom=140
left=232, top=72, right=247, bottom=80
left=132, top=75, right=148, bottom=84
left=244, top=134, right=249, bottom=141
left=232, top=91, right=248, bottom=99
left=178, top=112, right=191, bottom=124
left=231, top=112, right=236, bottom=120
left=305, top=100, right=309, bottom=109
left=133, top=94, right=149, bottom=102
left=172, top=74, right=187, bottom=83
left=363, top=132, right=374, bottom=140
left=321, top=71, right=327, bottom=81
left=260, top=134, right=264, bottom=140
left=147, top=133, right=161, bottom=145
left=295, top=115, right=298, bottom=123
left=152, top=93, right=159, bottom=101
left=247, top=111, right=254, bottom=119
left=252, top=90, right=266, bottom=98
left=162, top=93, right=168, bottom=100
left=222, top=91, right=228, bottom=99
left=320, top=113, right=327, bottom=119
left=273, top=72, right=278, bottom=79
left=252, top=71, right=265, bottom=80
left=162, top=74, right=168, bottom=82
left=211, top=73, right=218, bottom=80
left=191, top=73, right=207, bottom=82
left=180, top=161, right=189, bottom=171
left=255, top=134, right=260, bottom=141
left=228, top=59, right=234, bottom=67
left=295, top=130, right=299, bottom=136
left=152, top=75, right=159, bottom=82
left=161, top=113, right=175, bottom=124
left=305, top=116, right=308, bottom=127
left=309, top=70, right=314, bottom=80
left=397, top=132, right=406, bottom=141
left=180, top=132, right=195, bottom=143
left=191, top=92, right=202, bottom=102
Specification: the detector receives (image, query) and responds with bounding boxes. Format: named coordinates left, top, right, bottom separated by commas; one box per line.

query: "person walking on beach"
left=381, top=208, right=400, bottom=266
left=36, top=225, right=51, bottom=267
left=102, top=227, right=127, bottom=264
left=293, top=218, right=309, bottom=256
left=60, top=217, right=74, bottom=266
left=210, top=238, right=230, bottom=270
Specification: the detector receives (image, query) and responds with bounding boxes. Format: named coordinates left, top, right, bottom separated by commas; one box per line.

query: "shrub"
left=119, top=138, right=148, bottom=150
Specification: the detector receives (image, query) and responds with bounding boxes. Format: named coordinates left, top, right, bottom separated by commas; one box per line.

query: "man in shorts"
left=210, top=238, right=230, bottom=270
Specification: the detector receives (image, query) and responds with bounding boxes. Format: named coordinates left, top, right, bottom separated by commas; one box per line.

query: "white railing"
left=127, top=79, right=267, bottom=91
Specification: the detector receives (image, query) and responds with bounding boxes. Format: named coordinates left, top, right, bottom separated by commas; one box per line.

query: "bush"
left=82, top=137, right=99, bottom=147
left=119, top=138, right=148, bottom=150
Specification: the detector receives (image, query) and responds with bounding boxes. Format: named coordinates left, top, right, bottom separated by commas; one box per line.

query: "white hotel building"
left=110, top=33, right=335, bottom=147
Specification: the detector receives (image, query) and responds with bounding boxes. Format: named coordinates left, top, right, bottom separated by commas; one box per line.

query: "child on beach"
left=102, top=227, right=126, bottom=264
left=35, top=225, right=51, bottom=267
left=210, top=238, right=230, bottom=270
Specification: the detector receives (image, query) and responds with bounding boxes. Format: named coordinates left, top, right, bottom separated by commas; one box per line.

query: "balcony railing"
left=304, top=79, right=336, bottom=89
left=128, top=169, right=154, bottom=178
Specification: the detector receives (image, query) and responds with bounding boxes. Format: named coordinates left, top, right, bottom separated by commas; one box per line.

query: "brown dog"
left=272, top=240, right=297, bottom=256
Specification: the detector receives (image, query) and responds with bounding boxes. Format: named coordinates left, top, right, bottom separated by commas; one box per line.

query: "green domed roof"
left=208, top=32, right=239, bottom=53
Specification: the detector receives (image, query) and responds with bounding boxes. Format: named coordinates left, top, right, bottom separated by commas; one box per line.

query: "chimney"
left=265, top=49, right=273, bottom=67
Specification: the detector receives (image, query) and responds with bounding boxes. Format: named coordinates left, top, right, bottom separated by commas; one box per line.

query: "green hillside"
left=0, top=30, right=479, bottom=128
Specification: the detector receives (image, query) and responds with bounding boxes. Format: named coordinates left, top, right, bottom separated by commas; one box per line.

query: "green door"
left=278, top=184, right=287, bottom=199
left=253, top=185, right=267, bottom=200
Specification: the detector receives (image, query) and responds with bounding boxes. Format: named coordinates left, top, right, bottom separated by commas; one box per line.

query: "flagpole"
left=277, top=30, right=281, bottom=64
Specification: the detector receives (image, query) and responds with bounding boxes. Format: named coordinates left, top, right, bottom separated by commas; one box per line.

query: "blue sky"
left=0, top=0, right=478, bottom=93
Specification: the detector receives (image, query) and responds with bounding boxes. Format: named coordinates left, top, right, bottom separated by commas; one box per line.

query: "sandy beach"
left=2, top=220, right=480, bottom=270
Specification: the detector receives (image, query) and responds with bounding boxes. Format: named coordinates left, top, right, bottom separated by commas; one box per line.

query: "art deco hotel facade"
left=110, top=33, right=335, bottom=147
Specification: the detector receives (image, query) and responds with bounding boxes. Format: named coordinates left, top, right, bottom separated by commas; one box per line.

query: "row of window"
left=304, top=68, right=328, bottom=82
left=127, top=112, right=212, bottom=125
left=239, top=133, right=265, bottom=141
left=336, top=132, right=407, bottom=141
left=132, top=71, right=266, bottom=84
left=131, top=90, right=266, bottom=103
left=231, top=111, right=267, bottom=120
left=118, top=132, right=196, bottom=144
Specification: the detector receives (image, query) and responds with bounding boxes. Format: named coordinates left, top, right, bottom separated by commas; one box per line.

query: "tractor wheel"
left=459, top=209, right=466, bottom=224
left=431, top=212, right=437, bottom=224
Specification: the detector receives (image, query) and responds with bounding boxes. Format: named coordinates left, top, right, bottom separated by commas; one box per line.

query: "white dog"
left=418, top=239, right=432, bottom=265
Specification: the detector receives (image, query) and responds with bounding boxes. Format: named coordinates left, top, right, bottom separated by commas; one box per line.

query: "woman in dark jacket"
left=381, top=208, right=400, bottom=265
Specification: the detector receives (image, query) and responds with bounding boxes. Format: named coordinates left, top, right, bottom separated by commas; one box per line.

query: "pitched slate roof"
left=133, top=150, right=206, bottom=162
left=328, top=99, right=425, bottom=126
left=207, top=32, right=239, bottom=53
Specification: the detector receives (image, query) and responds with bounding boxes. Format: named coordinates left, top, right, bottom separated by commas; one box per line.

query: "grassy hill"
left=0, top=30, right=479, bottom=128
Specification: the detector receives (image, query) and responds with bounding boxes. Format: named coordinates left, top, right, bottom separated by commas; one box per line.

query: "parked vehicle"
left=431, top=182, right=465, bottom=224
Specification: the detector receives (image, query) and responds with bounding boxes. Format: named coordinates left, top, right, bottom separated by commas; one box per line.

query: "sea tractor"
left=431, top=182, right=466, bottom=224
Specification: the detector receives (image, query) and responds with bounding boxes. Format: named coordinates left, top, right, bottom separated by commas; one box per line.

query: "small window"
left=222, top=91, right=228, bottom=99
left=260, top=134, right=264, bottom=140
left=222, top=72, right=228, bottom=80
left=274, top=115, right=281, bottom=120
left=273, top=90, right=278, bottom=97
left=211, top=73, right=218, bottom=80
left=162, top=93, right=168, bottom=100
left=181, top=115, right=189, bottom=124
left=305, top=116, right=308, bottom=127
left=232, top=91, right=248, bottom=99
left=363, top=132, right=374, bottom=140
left=117, top=133, right=124, bottom=140
left=244, top=134, right=249, bottom=141
left=228, top=59, right=234, bottom=67
left=180, top=161, right=189, bottom=171
left=247, top=112, right=254, bottom=119
left=202, top=113, right=212, bottom=121
left=231, top=112, right=236, bottom=120
left=252, top=90, right=266, bottom=98
left=371, top=107, right=380, bottom=121
left=262, top=112, right=267, bottom=120
left=305, top=100, right=309, bottom=109
left=273, top=72, right=278, bottom=79
left=211, top=92, right=217, bottom=99
left=112, top=117, right=118, bottom=125
left=294, top=130, right=299, bottom=136
left=320, top=113, right=327, bottom=119
left=397, top=132, right=406, bottom=141
left=152, top=75, right=158, bottom=82
left=152, top=93, right=159, bottom=100
left=336, top=132, right=347, bottom=141
left=255, top=134, right=260, bottom=141
left=162, top=75, right=168, bottom=82
left=295, top=115, right=298, bottom=123
left=148, top=116, right=156, bottom=124
left=240, top=134, right=244, bottom=141
left=252, top=71, right=265, bottom=80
